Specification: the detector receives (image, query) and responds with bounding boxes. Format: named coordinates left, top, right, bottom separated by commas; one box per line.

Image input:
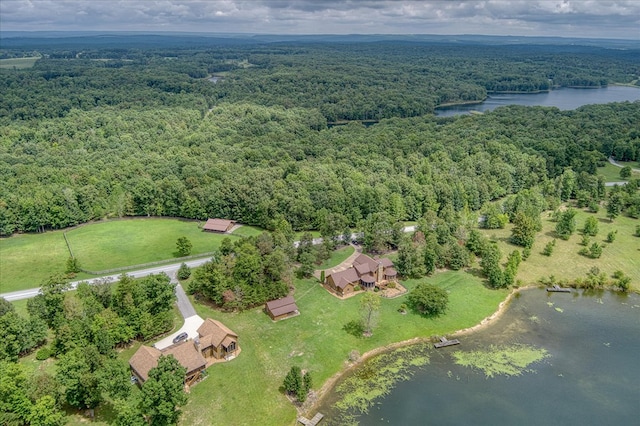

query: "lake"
left=436, top=86, right=640, bottom=117
left=320, top=288, right=640, bottom=425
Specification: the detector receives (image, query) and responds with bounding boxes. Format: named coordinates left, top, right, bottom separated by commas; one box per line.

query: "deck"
left=434, top=336, right=460, bottom=348
left=298, top=412, right=324, bottom=425
left=546, top=285, right=571, bottom=293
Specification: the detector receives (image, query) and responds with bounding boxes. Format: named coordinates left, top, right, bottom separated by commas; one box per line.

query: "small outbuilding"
left=203, top=218, right=235, bottom=233
left=265, top=296, right=299, bottom=321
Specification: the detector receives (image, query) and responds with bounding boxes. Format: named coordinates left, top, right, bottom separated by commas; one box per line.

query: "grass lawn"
left=0, top=56, right=41, bottom=69
left=64, top=218, right=241, bottom=272
left=1, top=230, right=70, bottom=293
left=596, top=162, right=640, bottom=182
left=231, top=225, right=264, bottom=238
left=314, top=245, right=355, bottom=270
left=480, top=208, right=640, bottom=291
left=182, top=270, right=508, bottom=425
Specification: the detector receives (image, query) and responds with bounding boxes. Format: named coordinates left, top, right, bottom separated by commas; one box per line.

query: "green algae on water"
left=333, top=343, right=431, bottom=416
left=452, top=344, right=549, bottom=378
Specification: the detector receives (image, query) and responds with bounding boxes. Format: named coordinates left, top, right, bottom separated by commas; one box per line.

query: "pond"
left=436, top=86, right=640, bottom=117
left=319, top=288, right=640, bottom=425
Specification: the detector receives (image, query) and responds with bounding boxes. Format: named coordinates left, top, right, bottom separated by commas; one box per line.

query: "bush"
left=606, top=230, right=617, bottom=243
left=177, top=263, right=191, bottom=280
left=36, top=347, right=52, bottom=361
left=542, top=240, right=556, bottom=256
left=635, top=225, right=640, bottom=237
left=407, top=283, right=449, bottom=317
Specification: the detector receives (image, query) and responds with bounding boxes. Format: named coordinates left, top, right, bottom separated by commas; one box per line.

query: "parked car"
left=172, top=332, right=188, bottom=344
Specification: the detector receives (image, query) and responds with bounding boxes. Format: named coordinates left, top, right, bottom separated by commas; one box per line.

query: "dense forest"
left=1, top=34, right=639, bottom=425
left=0, top=36, right=639, bottom=238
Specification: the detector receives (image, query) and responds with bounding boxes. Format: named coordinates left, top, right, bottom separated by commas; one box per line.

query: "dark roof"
left=203, top=218, right=235, bottom=232
left=328, top=268, right=359, bottom=289
left=266, top=296, right=298, bottom=317
left=360, top=273, right=375, bottom=283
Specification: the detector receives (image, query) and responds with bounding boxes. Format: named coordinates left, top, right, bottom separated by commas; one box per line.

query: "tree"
left=542, top=239, right=556, bottom=256
left=65, top=256, right=81, bottom=274
left=396, top=236, right=424, bottom=278
left=480, top=243, right=505, bottom=288
left=582, top=216, right=599, bottom=236
left=140, top=355, right=187, bottom=426
left=29, top=274, right=69, bottom=328
left=620, top=165, right=632, bottom=179
left=283, top=366, right=302, bottom=397
left=509, top=211, right=537, bottom=248
left=28, top=395, right=65, bottom=426
left=56, top=347, right=103, bottom=413
left=606, top=191, right=623, bottom=222
left=407, top=283, right=448, bottom=316
left=177, top=263, right=191, bottom=280
left=175, top=236, right=192, bottom=257
left=555, top=208, right=577, bottom=240
left=360, top=291, right=381, bottom=337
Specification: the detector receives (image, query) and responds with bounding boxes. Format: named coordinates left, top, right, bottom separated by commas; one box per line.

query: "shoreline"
left=304, top=285, right=531, bottom=417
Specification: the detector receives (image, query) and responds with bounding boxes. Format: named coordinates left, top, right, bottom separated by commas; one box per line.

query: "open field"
left=597, top=162, right=640, bottom=182
left=314, top=245, right=355, bottom=270
left=1, top=218, right=251, bottom=293
left=0, top=230, right=71, bottom=293
left=0, top=56, right=41, bottom=69
left=182, top=271, right=508, bottom=425
left=480, top=208, right=640, bottom=291
left=64, top=218, right=238, bottom=272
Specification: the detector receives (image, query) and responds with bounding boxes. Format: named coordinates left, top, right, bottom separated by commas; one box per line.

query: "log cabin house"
left=265, top=296, right=299, bottom=321
left=325, top=254, right=397, bottom=296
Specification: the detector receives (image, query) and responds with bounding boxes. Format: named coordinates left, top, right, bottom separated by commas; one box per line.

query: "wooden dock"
left=546, top=285, right=571, bottom=293
left=434, top=336, right=460, bottom=348
left=298, top=412, right=324, bottom=426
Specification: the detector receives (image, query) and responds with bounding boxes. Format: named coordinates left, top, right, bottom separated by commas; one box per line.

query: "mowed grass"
left=315, top=245, right=355, bottom=270
left=64, top=218, right=241, bottom=272
left=597, top=162, right=640, bottom=182
left=0, top=56, right=41, bottom=69
left=182, top=271, right=508, bottom=425
left=480, top=209, right=640, bottom=291
left=1, top=231, right=70, bottom=293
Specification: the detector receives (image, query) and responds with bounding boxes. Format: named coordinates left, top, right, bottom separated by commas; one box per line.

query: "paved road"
left=608, top=156, right=640, bottom=173
left=1, top=227, right=418, bottom=303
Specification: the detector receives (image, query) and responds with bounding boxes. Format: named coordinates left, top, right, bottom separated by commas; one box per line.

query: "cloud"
left=1, top=0, right=638, bottom=38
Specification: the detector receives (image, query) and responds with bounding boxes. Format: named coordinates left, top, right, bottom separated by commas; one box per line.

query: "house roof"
left=164, top=341, right=207, bottom=375
left=361, top=273, right=375, bottom=284
left=129, top=341, right=207, bottom=382
left=197, top=318, right=238, bottom=349
left=266, top=296, right=299, bottom=317
left=328, top=267, right=360, bottom=289
left=129, top=345, right=162, bottom=382
left=384, top=267, right=397, bottom=276
left=203, top=218, right=235, bottom=232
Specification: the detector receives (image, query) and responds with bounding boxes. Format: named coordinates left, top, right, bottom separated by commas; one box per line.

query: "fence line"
left=62, top=233, right=74, bottom=258
left=80, top=252, right=216, bottom=276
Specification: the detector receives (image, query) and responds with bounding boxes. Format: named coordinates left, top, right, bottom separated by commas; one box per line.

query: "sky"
left=1, top=0, right=639, bottom=39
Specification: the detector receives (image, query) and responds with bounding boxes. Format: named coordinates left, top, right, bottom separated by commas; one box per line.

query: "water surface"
left=436, top=86, right=640, bottom=117
left=322, top=289, right=640, bottom=425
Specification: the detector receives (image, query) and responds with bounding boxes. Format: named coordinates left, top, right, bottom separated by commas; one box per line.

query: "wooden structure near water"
left=298, top=412, right=324, bottom=425
left=546, top=285, right=571, bottom=293
left=434, top=336, right=460, bottom=348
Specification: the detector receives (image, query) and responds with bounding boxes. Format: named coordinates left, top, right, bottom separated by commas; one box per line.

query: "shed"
left=203, top=218, right=235, bottom=233
left=265, top=296, right=299, bottom=321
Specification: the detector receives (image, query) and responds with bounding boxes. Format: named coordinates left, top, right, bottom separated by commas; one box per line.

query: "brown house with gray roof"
left=325, top=254, right=397, bottom=296
left=265, top=296, right=299, bottom=321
